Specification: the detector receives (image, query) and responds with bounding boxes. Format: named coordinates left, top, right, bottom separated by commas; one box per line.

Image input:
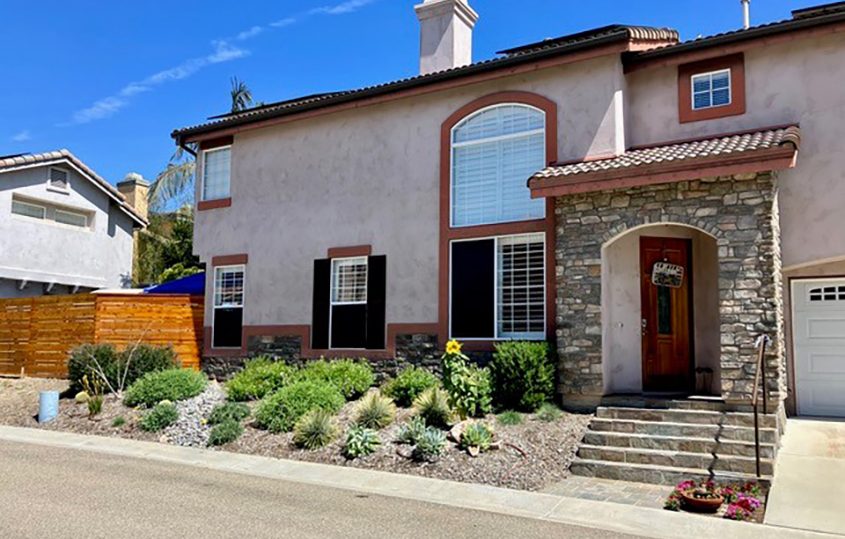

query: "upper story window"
left=201, top=147, right=231, bottom=201
left=48, top=167, right=69, bottom=191
left=451, top=104, right=546, bottom=227
left=55, top=209, right=88, bottom=228
left=678, top=53, right=745, bottom=124
left=691, top=69, right=731, bottom=110
left=12, top=199, right=46, bottom=220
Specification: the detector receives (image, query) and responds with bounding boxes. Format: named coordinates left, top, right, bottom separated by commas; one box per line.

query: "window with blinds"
left=331, top=257, right=368, bottom=304
left=691, top=69, right=731, bottom=110
left=202, top=147, right=231, bottom=201
left=497, top=234, right=545, bottom=339
left=451, top=104, right=546, bottom=227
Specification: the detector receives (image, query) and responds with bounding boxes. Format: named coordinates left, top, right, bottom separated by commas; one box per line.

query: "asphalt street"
left=0, top=440, right=643, bottom=538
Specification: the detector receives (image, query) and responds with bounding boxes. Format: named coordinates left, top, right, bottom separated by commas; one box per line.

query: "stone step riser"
left=577, top=446, right=774, bottom=475
left=583, top=432, right=776, bottom=458
left=570, top=459, right=770, bottom=487
left=589, top=419, right=778, bottom=444
left=596, top=407, right=777, bottom=429
left=600, top=398, right=729, bottom=412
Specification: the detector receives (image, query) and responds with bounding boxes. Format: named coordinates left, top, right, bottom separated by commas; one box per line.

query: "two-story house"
left=173, top=0, right=845, bottom=433
left=0, top=150, right=148, bottom=297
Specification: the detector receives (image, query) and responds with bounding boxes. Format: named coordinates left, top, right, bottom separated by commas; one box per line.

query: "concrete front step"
left=583, top=431, right=776, bottom=459
left=589, top=417, right=778, bottom=444
left=596, top=406, right=777, bottom=429
left=569, top=458, right=771, bottom=487
left=577, top=445, right=774, bottom=475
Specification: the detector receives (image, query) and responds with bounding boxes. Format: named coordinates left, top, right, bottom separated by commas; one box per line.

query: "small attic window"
left=678, top=54, right=745, bottom=123
left=691, top=69, right=731, bottom=110
left=48, top=167, right=69, bottom=191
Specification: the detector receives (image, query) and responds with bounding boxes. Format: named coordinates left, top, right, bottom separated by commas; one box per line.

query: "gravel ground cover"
left=0, top=377, right=590, bottom=492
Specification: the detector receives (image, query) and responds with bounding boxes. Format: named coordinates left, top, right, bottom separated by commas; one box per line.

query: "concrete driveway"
left=765, top=419, right=845, bottom=535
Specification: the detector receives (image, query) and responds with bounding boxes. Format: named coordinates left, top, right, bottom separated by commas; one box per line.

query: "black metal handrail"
left=751, top=335, right=771, bottom=478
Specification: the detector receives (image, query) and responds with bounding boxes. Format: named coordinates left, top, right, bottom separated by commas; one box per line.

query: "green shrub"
left=293, top=409, right=340, bottom=449
left=396, top=416, right=428, bottom=445
left=208, top=402, right=250, bottom=425
left=124, top=369, right=207, bottom=408
left=139, top=402, right=179, bottom=432
left=460, top=422, right=493, bottom=452
left=412, top=387, right=453, bottom=428
left=490, top=341, right=555, bottom=412
left=442, top=352, right=492, bottom=419
left=342, top=426, right=380, bottom=459
left=68, top=343, right=177, bottom=394
left=412, top=427, right=447, bottom=462
left=382, top=367, right=440, bottom=407
left=535, top=402, right=562, bottom=422
left=496, top=410, right=523, bottom=426
left=354, top=391, right=396, bottom=429
left=226, top=358, right=296, bottom=401
left=254, top=380, right=345, bottom=433
left=207, top=419, right=244, bottom=446
left=296, top=359, right=374, bottom=400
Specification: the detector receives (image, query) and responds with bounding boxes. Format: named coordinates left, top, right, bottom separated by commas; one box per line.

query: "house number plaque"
left=651, top=262, right=684, bottom=288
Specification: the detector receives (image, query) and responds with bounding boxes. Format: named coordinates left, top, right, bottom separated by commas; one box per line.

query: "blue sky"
left=1, top=0, right=805, bottom=185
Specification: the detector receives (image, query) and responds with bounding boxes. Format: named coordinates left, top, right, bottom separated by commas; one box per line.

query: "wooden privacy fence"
left=0, top=294, right=203, bottom=378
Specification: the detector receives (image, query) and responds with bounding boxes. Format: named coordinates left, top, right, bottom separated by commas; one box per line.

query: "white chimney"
left=741, top=0, right=751, bottom=29
left=414, top=0, right=479, bottom=75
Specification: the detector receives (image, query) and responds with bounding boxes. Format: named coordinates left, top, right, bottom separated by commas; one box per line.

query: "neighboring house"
left=0, top=150, right=148, bottom=297
left=173, top=0, right=845, bottom=430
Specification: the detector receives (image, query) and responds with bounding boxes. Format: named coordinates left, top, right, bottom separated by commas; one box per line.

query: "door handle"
left=641, top=318, right=647, bottom=334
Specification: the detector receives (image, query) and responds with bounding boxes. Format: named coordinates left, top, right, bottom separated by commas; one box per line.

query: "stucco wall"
left=627, top=32, right=845, bottom=270
left=0, top=165, right=135, bottom=292
left=195, top=55, right=627, bottom=328
left=602, top=224, right=720, bottom=394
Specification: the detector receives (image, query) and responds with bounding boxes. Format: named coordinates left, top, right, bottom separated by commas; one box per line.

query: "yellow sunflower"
left=446, top=339, right=462, bottom=355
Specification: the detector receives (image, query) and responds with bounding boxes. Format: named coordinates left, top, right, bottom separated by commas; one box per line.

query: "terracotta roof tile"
left=531, top=126, right=801, bottom=181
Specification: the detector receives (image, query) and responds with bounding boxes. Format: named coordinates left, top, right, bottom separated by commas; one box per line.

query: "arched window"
left=451, top=104, right=546, bottom=227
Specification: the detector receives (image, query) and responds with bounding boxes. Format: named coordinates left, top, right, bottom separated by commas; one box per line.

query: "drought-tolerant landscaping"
left=0, top=339, right=590, bottom=492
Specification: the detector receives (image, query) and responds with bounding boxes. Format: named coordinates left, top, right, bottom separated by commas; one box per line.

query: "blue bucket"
left=38, top=391, right=60, bottom=423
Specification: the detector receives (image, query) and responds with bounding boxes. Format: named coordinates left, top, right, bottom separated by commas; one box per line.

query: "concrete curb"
left=0, top=426, right=832, bottom=539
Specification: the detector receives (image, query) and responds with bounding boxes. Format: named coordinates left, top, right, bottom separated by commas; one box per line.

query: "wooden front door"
left=640, top=237, right=693, bottom=393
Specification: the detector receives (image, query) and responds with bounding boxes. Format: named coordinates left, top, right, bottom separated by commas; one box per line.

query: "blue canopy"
left=144, top=272, right=205, bottom=295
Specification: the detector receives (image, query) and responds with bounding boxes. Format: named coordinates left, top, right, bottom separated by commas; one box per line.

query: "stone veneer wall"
left=203, top=333, right=442, bottom=382
left=554, top=172, right=784, bottom=409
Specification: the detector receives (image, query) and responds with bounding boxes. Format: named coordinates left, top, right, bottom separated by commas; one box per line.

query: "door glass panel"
left=657, top=285, right=672, bottom=334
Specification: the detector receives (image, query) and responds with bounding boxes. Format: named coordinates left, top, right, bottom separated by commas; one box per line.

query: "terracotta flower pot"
left=680, top=490, right=724, bottom=513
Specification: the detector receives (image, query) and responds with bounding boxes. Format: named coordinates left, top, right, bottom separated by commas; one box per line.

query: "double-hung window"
left=312, top=255, right=387, bottom=350
left=691, top=69, right=731, bottom=111
left=450, top=233, right=545, bottom=340
left=213, top=265, right=244, bottom=348
left=202, top=147, right=231, bottom=201
left=451, top=104, right=546, bottom=227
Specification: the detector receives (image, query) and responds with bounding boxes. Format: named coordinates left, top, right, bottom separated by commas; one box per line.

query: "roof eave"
left=529, top=144, right=798, bottom=198
left=173, top=29, right=664, bottom=144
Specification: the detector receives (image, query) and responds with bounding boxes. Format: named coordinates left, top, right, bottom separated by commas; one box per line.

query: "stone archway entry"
left=640, top=237, right=693, bottom=393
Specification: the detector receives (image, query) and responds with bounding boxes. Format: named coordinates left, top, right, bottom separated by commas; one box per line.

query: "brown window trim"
left=212, top=253, right=248, bottom=266
left=678, top=53, right=745, bottom=123
left=199, top=136, right=234, bottom=150
left=327, top=245, right=372, bottom=258
left=197, top=197, right=232, bottom=211
left=438, top=91, right=558, bottom=351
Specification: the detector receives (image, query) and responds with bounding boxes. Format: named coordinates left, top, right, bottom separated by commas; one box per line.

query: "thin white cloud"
left=270, top=17, right=297, bottom=28
left=237, top=25, right=264, bottom=40
left=66, top=41, right=248, bottom=125
left=62, top=1, right=378, bottom=125
left=310, top=0, right=376, bottom=16
left=11, top=130, right=31, bottom=142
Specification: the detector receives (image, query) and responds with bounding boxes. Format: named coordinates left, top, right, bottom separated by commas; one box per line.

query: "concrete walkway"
left=765, top=419, right=845, bottom=536
left=0, top=426, right=832, bottom=539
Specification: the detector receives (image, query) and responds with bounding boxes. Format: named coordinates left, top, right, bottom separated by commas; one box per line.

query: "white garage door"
left=793, top=280, right=845, bottom=417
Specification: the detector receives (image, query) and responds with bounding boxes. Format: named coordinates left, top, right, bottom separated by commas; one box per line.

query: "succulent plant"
left=354, top=391, right=396, bottom=430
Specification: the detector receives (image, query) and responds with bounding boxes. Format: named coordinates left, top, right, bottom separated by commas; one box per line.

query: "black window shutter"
left=312, top=258, right=331, bottom=349
left=366, top=255, right=387, bottom=349
left=451, top=239, right=495, bottom=339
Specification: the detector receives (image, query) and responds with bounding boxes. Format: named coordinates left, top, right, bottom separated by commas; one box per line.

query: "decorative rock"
left=467, top=446, right=480, bottom=457
left=74, top=391, right=90, bottom=404
left=162, top=382, right=226, bottom=448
